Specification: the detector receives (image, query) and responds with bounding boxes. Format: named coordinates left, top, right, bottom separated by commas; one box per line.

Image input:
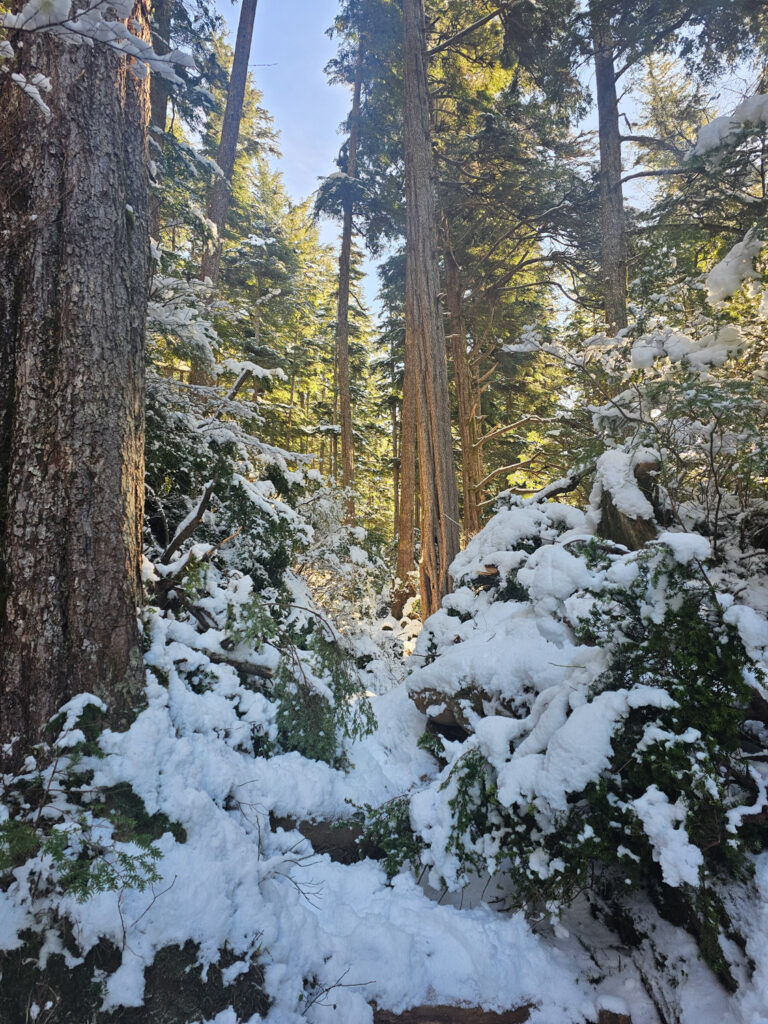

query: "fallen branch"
left=503, top=462, right=597, bottom=501
left=160, top=479, right=217, bottom=564
left=155, top=527, right=241, bottom=606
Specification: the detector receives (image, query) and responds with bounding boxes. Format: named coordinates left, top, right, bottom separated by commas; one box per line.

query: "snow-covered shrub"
left=295, top=482, right=392, bottom=628
left=143, top=279, right=375, bottom=768
left=0, top=698, right=257, bottom=1024
left=396, top=499, right=768, bottom=981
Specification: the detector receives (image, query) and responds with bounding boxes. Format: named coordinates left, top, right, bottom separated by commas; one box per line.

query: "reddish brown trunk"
left=0, top=6, right=151, bottom=759
left=392, top=360, right=417, bottom=620
left=200, top=0, right=259, bottom=285
left=403, top=0, right=461, bottom=619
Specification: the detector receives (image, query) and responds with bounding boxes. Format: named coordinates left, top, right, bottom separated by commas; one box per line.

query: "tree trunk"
left=149, top=0, right=172, bottom=238
left=200, top=0, right=259, bottom=285
left=335, top=40, right=363, bottom=522
left=391, top=399, right=400, bottom=538
left=0, top=8, right=151, bottom=759
left=443, top=234, right=482, bottom=538
left=590, top=0, right=628, bottom=332
left=392, top=359, right=417, bottom=620
left=402, top=0, right=461, bottom=619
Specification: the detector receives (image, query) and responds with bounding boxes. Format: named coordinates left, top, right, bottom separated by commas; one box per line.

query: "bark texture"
left=200, top=0, right=259, bottom=285
left=0, top=10, right=151, bottom=756
left=392, top=359, right=417, bottom=620
left=335, top=41, right=363, bottom=522
left=402, top=0, right=461, bottom=619
left=591, top=0, right=628, bottom=332
left=444, top=235, right=482, bottom=538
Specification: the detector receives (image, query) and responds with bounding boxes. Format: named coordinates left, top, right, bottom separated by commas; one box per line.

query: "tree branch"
left=160, top=479, right=217, bottom=564
left=428, top=0, right=527, bottom=58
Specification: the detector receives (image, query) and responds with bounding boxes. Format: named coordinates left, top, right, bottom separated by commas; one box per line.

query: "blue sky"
left=218, top=0, right=383, bottom=311
left=244, top=0, right=349, bottom=208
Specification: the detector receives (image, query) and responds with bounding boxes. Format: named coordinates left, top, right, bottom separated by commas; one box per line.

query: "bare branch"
left=428, top=0, right=528, bottom=58
left=160, top=479, right=217, bottom=565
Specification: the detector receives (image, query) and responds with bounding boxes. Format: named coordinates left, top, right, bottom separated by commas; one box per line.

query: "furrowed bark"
left=392, top=360, right=417, bottom=620
left=443, top=234, right=482, bottom=538
left=403, top=0, right=461, bottom=619
left=0, top=6, right=151, bottom=757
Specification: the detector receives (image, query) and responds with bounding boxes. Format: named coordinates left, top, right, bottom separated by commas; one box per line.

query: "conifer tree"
left=0, top=1, right=153, bottom=758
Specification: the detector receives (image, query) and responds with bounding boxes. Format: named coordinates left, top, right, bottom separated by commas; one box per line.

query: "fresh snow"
left=3, top=501, right=768, bottom=1022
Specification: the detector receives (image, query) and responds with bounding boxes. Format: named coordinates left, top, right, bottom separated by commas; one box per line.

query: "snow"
left=450, top=504, right=586, bottom=585
left=706, top=231, right=764, bottom=303
left=588, top=449, right=656, bottom=521
left=631, top=786, right=703, bottom=887
left=0, top=0, right=193, bottom=87
left=497, top=687, right=677, bottom=816
left=655, top=531, right=711, bottom=563
left=0, top=664, right=595, bottom=1023
left=630, top=325, right=745, bottom=369
left=3, top=502, right=768, bottom=1021
left=691, top=94, right=768, bottom=157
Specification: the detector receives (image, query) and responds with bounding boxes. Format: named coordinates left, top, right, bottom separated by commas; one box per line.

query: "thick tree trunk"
left=335, top=41, right=363, bottom=522
left=200, top=0, right=259, bottom=285
left=590, top=0, right=628, bottom=332
left=402, top=0, right=461, bottom=619
left=0, top=10, right=151, bottom=758
left=443, top=236, right=482, bottom=538
left=392, top=361, right=417, bottom=619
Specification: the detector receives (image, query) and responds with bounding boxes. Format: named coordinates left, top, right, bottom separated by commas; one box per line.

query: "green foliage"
left=351, top=796, right=424, bottom=880
left=274, top=629, right=375, bottom=768
left=413, top=538, right=766, bottom=976
left=0, top=708, right=184, bottom=906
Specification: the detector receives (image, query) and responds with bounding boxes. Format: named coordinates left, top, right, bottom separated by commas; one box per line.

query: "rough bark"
left=391, top=398, right=400, bottom=536
left=443, top=234, right=482, bottom=538
left=392, top=360, right=417, bottom=620
left=590, top=0, right=628, bottom=332
left=335, top=41, right=363, bottom=522
left=0, top=9, right=151, bottom=758
left=403, top=0, right=461, bottom=619
left=199, top=0, right=259, bottom=285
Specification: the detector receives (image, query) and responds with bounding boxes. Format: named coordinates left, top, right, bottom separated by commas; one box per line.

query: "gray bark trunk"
left=444, top=235, right=482, bottom=538
left=403, top=0, right=461, bottom=619
left=591, top=0, right=628, bottom=332
left=335, top=41, right=363, bottom=522
left=149, top=0, right=172, bottom=238
left=0, top=8, right=151, bottom=758
left=200, top=0, right=259, bottom=285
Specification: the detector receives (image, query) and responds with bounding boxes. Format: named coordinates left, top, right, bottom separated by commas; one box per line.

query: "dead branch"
left=160, top=479, right=217, bottom=564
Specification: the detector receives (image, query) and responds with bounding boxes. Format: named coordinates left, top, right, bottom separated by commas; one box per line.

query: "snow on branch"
left=689, top=93, right=768, bottom=159
left=0, top=0, right=195, bottom=117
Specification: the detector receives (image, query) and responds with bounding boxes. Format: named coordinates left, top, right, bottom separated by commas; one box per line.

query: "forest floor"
left=14, top=605, right=761, bottom=1024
